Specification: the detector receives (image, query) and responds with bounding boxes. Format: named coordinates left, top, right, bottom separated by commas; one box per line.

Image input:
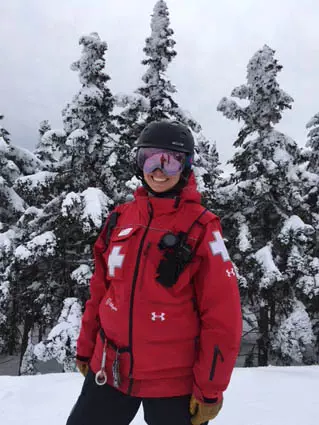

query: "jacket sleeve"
left=76, top=217, right=111, bottom=362
left=192, top=217, right=242, bottom=403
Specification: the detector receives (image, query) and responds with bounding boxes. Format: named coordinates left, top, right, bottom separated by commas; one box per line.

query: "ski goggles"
left=137, top=147, right=187, bottom=176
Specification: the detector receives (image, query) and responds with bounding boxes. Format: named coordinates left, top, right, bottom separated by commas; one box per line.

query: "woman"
left=66, top=120, right=242, bottom=425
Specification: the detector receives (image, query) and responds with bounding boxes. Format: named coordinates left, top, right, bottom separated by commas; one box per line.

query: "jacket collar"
left=134, top=172, right=201, bottom=218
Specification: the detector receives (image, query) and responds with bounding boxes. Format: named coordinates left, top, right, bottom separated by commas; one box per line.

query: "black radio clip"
left=156, top=231, right=193, bottom=288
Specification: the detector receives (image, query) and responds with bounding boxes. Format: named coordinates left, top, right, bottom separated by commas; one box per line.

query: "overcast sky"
left=1, top=0, right=319, bottom=167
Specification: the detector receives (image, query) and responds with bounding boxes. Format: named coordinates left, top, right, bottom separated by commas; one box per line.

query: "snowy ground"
left=0, top=366, right=318, bottom=425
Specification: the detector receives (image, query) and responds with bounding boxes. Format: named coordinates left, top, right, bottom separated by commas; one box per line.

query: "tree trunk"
left=7, top=296, right=18, bottom=356
left=38, top=325, right=43, bottom=343
left=18, top=314, right=33, bottom=376
left=257, top=304, right=269, bottom=366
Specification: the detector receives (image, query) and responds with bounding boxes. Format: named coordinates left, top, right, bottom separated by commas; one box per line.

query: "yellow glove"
left=190, top=395, right=223, bottom=425
left=76, top=360, right=89, bottom=377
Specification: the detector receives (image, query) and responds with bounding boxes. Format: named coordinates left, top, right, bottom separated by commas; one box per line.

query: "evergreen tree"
left=218, top=45, right=293, bottom=145
left=272, top=299, right=314, bottom=364
left=301, top=113, right=319, bottom=362
left=217, top=45, right=315, bottom=365
left=139, top=0, right=178, bottom=121
left=193, top=134, right=221, bottom=209
left=32, top=298, right=82, bottom=373
left=303, top=113, right=319, bottom=224
left=0, top=115, right=10, bottom=143
left=122, top=0, right=201, bottom=134
left=35, top=120, right=66, bottom=167
left=0, top=118, right=25, bottom=231
left=0, top=116, right=41, bottom=228
left=9, top=33, right=116, bottom=372
left=62, top=32, right=117, bottom=196
left=19, top=331, right=37, bottom=375
left=306, top=113, right=319, bottom=174
left=38, top=120, right=51, bottom=138
left=0, top=116, right=43, bottom=355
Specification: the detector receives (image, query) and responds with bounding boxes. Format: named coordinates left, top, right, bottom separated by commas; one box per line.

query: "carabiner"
left=95, top=342, right=107, bottom=386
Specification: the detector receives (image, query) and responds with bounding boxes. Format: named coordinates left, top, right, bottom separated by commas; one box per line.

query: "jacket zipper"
left=128, top=202, right=154, bottom=394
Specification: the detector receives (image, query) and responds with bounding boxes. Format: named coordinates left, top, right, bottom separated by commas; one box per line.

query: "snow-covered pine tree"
left=306, top=113, right=319, bottom=175
left=139, top=0, right=177, bottom=121
left=0, top=117, right=25, bottom=231
left=0, top=116, right=43, bottom=355
left=272, top=299, right=314, bottom=364
left=32, top=297, right=82, bottom=373
left=34, top=120, right=66, bottom=167
left=117, top=0, right=184, bottom=142
left=217, top=45, right=315, bottom=366
left=62, top=32, right=118, bottom=197
left=303, top=113, right=319, bottom=226
left=301, top=113, right=319, bottom=361
left=19, top=331, right=37, bottom=375
left=218, top=45, right=293, bottom=146
left=115, top=0, right=217, bottom=201
left=19, top=123, right=66, bottom=207
left=9, top=33, right=117, bottom=373
left=38, top=120, right=51, bottom=138
left=193, top=134, right=222, bottom=209
left=273, top=216, right=317, bottom=364
left=137, top=0, right=200, bottom=130
left=0, top=115, right=10, bottom=143
left=0, top=117, right=17, bottom=354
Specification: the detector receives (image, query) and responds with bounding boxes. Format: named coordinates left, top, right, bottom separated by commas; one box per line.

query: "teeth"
left=153, top=177, right=167, bottom=182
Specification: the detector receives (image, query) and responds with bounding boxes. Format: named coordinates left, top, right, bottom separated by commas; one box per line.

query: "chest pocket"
left=104, top=225, right=141, bottom=281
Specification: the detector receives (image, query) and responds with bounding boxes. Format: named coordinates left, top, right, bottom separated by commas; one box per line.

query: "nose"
left=152, top=168, right=166, bottom=177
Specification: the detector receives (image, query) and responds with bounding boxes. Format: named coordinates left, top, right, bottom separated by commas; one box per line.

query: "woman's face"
left=144, top=168, right=181, bottom=193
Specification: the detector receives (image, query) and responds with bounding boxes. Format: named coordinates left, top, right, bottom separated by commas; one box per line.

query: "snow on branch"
left=254, top=244, right=282, bottom=288
left=15, top=231, right=57, bottom=262
left=273, top=300, right=314, bottom=363
left=34, top=298, right=82, bottom=372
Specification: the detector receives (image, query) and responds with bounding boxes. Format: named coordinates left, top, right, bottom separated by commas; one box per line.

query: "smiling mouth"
left=152, top=176, right=168, bottom=183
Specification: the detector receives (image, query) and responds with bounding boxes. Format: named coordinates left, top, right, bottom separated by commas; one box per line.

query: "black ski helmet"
left=136, top=120, right=195, bottom=155
left=135, top=120, right=195, bottom=195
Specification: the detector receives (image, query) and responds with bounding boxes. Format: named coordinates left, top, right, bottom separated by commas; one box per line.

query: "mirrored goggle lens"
left=137, top=148, right=186, bottom=176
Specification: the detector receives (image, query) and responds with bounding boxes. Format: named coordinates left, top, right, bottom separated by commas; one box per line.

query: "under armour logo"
left=226, top=268, right=236, bottom=278
left=108, top=246, right=125, bottom=277
left=151, top=312, right=166, bottom=321
left=209, top=231, right=230, bottom=262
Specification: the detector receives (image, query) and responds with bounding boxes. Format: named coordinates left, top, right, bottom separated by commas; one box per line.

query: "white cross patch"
left=209, top=231, right=230, bottom=262
left=151, top=312, right=166, bottom=322
left=108, top=246, right=125, bottom=277
left=118, top=228, right=133, bottom=237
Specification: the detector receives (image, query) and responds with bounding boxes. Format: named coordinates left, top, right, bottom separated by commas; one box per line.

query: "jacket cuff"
left=76, top=354, right=90, bottom=363
left=203, top=396, right=219, bottom=404
left=76, top=333, right=96, bottom=360
left=192, top=381, right=223, bottom=404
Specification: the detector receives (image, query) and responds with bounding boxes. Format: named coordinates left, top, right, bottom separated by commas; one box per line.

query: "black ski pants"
left=66, top=369, right=207, bottom=425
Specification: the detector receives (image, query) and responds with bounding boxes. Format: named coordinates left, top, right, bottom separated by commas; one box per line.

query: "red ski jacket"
left=77, top=173, right=242, bottom=403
